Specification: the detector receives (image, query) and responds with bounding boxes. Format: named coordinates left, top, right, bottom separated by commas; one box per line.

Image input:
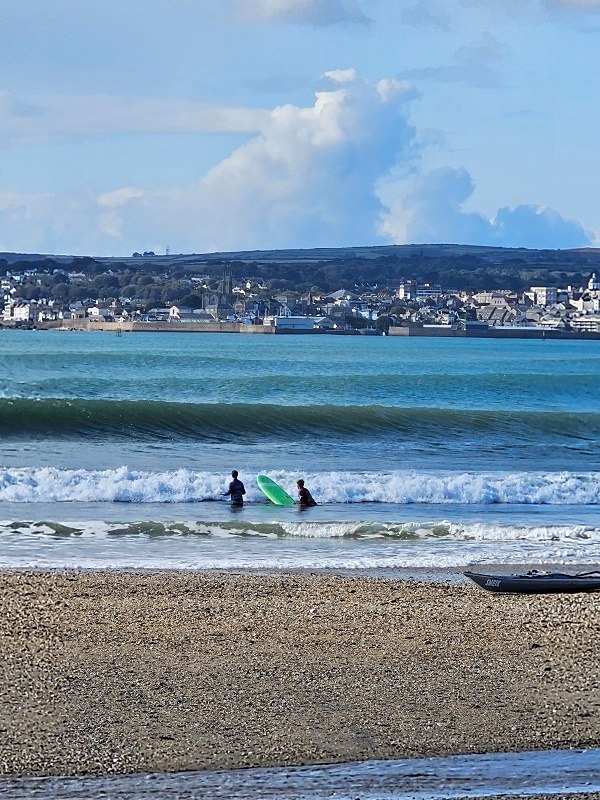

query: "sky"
left=0, top=0, right=599, bottom=256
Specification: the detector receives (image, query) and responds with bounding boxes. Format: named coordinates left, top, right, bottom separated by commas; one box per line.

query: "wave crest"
left=0, top=467, right=598, bottom=505
left=3, top=518, right=600, bottom=545
left=1, top=399, right=599, bottom=443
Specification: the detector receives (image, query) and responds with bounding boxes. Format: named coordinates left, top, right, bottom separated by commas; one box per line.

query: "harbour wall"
left=35, top=320, right=276, bottom=334
left=20, top=320, right=600, bottom=340
left=388, top=325, right=600, bottom=340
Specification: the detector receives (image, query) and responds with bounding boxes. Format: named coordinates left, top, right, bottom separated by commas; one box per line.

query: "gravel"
left=0, top=571, right=598, bottom=777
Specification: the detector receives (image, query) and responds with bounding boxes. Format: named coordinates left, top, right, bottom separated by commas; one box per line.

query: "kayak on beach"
left=464, top=569, right=600, bottom=594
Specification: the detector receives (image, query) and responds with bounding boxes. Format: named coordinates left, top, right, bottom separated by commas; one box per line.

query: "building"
left=2, top=301, right=33, bottom=323
left=571, top=314, right=600, bottom=333
left=397, top=280, right=416, bottom=300
left=416, top=283, right=442, bottom=299
left=529, top=286, right=558, bottom=307
left=266, top=315, right=334, bottom=330
left=169, top=305, right=215, bottom=322
left=473, top=291, right=512, bottom=307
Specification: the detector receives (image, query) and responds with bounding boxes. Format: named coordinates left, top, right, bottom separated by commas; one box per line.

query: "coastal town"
left=2, top=248, right=600, bottom=337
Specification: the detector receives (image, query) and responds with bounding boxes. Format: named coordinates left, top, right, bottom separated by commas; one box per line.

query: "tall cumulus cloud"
left=89, top=71, right=418, bottom=254
left=0, top=70, right=593, bottom=255
left=380, top=166, right=592, bottom=249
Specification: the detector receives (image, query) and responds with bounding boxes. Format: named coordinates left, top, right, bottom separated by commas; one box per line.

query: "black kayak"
left=464, top=569, right=600, bottom=594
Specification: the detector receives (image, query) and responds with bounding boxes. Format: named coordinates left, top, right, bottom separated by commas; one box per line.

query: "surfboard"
left=256, top=474, right=295, bottom=506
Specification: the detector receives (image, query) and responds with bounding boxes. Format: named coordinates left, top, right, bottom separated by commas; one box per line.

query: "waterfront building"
left=2, top=301, right=33, bottom=323
left=264, top=315, right=334, bottom=330
left=169, top=305, right=215, bottom=322
left=571, top=314, right=600, bottom=333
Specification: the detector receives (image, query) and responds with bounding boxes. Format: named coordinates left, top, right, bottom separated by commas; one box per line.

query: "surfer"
left=223, top=470, right=246, bottom=507
left=297, top=479, right=317, bottom=507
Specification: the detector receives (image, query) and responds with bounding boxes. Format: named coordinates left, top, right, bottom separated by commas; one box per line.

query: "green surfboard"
left=256, top=474, right=295, bottom=506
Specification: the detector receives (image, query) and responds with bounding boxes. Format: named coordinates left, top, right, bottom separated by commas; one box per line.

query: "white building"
left=416, top=283, right=442, bottom=299
left=87, top=306, right=112, bottom=318
left=266, top=315, right=334, bottom=330
left=570, top=294, right=600, bottom=313
left=169, top=305, right=215, bottom=322
left=571, top=314, right=600, bottom=333
left=397, top=280, right=416, bottom=300
left=529, top=286, right=558, bottom=307
left=2, top=302, right=33, bottom=322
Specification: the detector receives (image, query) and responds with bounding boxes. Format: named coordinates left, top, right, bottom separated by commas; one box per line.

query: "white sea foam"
left=2, top=518, right=599, bottom=544
left=1, top=518, right=598, bottom=570
left=0, top=466, right=599, bottom=505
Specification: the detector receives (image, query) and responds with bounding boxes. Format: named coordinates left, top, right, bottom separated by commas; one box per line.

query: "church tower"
left=219, top=269, right=233, bottom=299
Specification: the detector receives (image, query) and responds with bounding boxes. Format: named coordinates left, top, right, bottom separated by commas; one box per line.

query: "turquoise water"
left=0, top=330, right=599, bottom=569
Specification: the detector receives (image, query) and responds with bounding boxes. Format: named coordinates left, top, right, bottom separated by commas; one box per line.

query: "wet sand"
left=0, top=571, right=598, bottom=777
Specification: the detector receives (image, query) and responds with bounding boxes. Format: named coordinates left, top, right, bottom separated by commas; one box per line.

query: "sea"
left=0, top=328, right=599, bottom=573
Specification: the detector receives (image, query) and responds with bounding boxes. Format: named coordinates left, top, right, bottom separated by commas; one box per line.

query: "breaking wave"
left=0, top=466, right=598, bottom=505
left=3, top=518, right=600, bottom=543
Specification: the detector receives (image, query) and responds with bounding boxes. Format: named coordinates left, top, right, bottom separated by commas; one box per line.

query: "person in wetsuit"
left=296, top=479, right=317, bottom=507
left=223, top=470, right=246, bottom=506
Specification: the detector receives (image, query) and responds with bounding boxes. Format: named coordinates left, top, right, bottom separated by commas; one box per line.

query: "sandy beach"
left=0, top=571, right=598, bottom=778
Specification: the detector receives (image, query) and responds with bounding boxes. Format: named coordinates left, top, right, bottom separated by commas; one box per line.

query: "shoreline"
left=1, top=570, right=598, bottom=778
left=2, top=750, right=600, bottom=800
left=2, top=562, right=599, bottom=577
left=5, top=323, right=600, bottom=340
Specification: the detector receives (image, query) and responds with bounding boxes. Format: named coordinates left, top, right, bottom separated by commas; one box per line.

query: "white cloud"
left=0, top=72, right=416, bottom=254
left=100, top=71, right=417, bottom=253
left=0, top=91, right=268, bottom=141
left=0, top=72, right=592, bottom=256
left=98, top=188, right=146, bottom=208
left=322, top=68, right=358, bottom=84
left=380, top=167, right=592, bottom=249
left=0, top=189, right=112, bottom=255
left=234, top=0, right=371, bottom=26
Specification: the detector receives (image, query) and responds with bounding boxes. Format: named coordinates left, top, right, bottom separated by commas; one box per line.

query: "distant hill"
left=2, top=243, right=599, bottom=292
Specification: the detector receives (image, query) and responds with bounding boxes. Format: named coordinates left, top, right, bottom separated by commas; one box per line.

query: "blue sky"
left=0, top=0, right=599, bottom=256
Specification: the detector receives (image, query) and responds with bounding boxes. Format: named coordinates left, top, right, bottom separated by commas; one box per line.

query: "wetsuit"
left=226, top=478, right=246, bottom=506
left=298, top=486, right=317, bottom=506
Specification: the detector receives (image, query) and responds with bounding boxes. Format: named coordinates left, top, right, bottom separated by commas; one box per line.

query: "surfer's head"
left=231, top=470, right=238, bottom=478
left=297, top=479, right=304, bottom=487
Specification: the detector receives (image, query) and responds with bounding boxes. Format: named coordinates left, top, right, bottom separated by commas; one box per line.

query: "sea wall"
left=36, top=320, right=277, bottom=334
left=389, top=325, right=464, bottom=337
left=35, top=321, right=357, bottom=335
left=389, top=325, right=600, bottom=340
left=28, top=320, right=600, bottom=340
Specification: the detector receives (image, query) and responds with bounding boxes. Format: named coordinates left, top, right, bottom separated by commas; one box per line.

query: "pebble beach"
left=1, top=571, right=598, bottom=779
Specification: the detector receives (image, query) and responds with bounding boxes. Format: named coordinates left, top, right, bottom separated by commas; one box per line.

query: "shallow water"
left=1, top=748, right=598, bottom=799
left=1, top=496, right=598, bottom=570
